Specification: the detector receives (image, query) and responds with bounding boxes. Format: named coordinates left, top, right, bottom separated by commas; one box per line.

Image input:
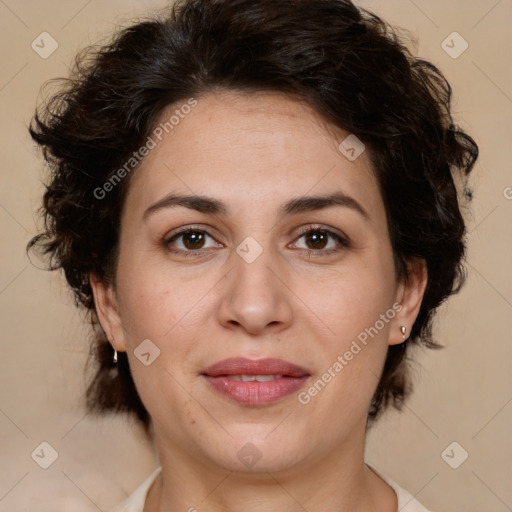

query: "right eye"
left=164, top=228, right=223, bottom=254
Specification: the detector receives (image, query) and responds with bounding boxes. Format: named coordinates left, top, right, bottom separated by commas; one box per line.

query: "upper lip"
left=202, top=357, right=310, bottom=377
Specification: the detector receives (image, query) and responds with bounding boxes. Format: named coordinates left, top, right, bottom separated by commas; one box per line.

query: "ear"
left=89, top=273, right=127, bottom=353
left=389, top=258, right=428, bottom=346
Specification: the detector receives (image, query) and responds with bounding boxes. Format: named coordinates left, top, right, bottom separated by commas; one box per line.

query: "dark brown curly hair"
left=28, top=0, right=478, bottom=436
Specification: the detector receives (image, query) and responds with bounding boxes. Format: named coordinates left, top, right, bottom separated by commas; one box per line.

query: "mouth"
left=222, top=374, right=285, bottom=381
left=201, top=357, right=310, bottom=406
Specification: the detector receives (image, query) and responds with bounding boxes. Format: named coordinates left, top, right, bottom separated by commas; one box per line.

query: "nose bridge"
left=231, top=234, right=280, bottom=300
left=217, top=234, right=293, bottom=333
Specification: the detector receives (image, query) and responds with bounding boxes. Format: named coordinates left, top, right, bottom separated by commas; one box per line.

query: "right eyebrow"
left=143, top=193, right=228, bottom=221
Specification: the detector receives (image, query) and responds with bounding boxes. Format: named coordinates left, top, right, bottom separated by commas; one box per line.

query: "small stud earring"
left=400, top=325, right=407, bottom=337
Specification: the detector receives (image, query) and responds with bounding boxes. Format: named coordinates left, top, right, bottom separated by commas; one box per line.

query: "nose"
left=217, top=241, right=294, bottom=336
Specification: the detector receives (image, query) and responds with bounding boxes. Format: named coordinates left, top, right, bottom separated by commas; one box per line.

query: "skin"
left=91, top=90, right=427, bottom=511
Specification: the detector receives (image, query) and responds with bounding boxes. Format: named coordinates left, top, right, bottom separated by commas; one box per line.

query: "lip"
left=201, top=357, right=310, bottom=406
left=203, top=357, right=310, bottom=377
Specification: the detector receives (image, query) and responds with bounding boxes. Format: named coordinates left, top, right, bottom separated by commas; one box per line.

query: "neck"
left=144, top=425, right=397, bottom=512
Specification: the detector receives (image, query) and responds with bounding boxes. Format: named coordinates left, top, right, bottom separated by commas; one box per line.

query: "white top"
left=109, top=465, right=432, bottom=512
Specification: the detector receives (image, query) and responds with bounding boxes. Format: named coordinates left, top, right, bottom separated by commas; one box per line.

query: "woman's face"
left=93, top=90, right=425, bottom=474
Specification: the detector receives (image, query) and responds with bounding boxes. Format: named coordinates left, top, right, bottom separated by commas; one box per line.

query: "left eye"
left=292, top=229, right=346, bottom=252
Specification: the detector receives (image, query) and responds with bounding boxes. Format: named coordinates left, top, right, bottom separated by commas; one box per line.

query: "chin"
left=211, top=446, right=306, bottom=475
left=200, top=426, right=308, bottom=474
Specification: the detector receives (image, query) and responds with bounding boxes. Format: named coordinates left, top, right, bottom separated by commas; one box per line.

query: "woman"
left=28, top=0, right=478, bottom=510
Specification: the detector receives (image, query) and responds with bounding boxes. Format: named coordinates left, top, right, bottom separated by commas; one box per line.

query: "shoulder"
left=109, top=467, right=162, bottom=512
left=368, top=464, right=433, bottom=512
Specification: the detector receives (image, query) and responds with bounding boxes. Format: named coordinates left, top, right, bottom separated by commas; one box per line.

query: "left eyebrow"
left=142, top=191, right=369, bottom=222
left=277, top=191, right=369, bottom=222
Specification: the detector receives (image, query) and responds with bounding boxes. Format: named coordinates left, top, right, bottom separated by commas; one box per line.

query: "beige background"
left=0, top=1, right=511, bottom=510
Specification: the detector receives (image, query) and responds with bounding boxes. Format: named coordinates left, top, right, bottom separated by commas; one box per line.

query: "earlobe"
left=89, top=273, right=127, bottom=352
left=389, top=258, right=428, bottom=346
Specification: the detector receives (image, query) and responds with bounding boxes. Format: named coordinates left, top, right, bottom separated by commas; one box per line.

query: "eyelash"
left=163, top=225, right=350, bottom=258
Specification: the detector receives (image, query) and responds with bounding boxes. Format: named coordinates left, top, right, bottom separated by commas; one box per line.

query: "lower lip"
left=203, top=376, right=309, bottom=406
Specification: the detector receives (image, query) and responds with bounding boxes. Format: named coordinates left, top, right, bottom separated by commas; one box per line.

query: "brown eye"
left=180, top=231, right=206, bottom=250
left=304, top=231, right=329, bottom=250
left=292, top=227, right=349, bottom=255
left=166, top=229, right=221, bottom=253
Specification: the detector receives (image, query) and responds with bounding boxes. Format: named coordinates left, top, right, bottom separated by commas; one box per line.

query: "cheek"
left=115, top=268, right=201, bottom=417
left=297, top=259, right=396, bottom=397
left=298, top=257, right=396, bottom=338
left=114, top=255, right=217, bottom=403
left=115, top=248, right=201, bottom=341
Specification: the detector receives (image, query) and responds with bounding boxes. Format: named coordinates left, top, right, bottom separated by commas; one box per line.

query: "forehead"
left=123, top=90, right=384, bottom=224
